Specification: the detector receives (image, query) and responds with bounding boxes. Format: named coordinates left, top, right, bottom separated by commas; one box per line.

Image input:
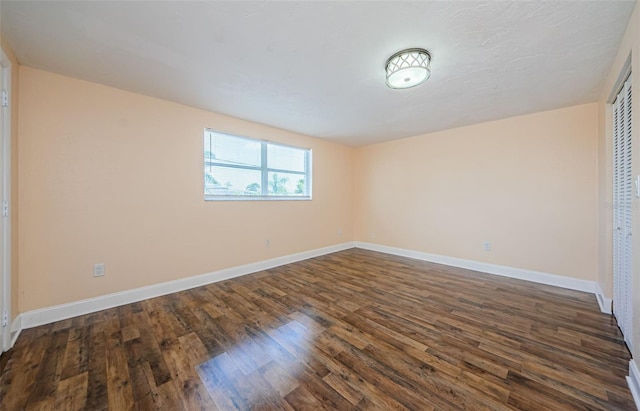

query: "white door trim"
left=0, top=47, right=12, bottom=353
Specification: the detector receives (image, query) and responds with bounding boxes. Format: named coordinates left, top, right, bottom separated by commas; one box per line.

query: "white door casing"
left=0, top=48, right=11, bottom=353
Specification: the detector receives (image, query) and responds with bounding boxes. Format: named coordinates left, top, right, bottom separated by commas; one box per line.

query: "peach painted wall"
left=1, top=38, right=19, bottom=323
left=355, top=103, right=598, bottom=281
left=598, top=2, right=640, bottom=363
left=18, top=67, right=354, bottom=312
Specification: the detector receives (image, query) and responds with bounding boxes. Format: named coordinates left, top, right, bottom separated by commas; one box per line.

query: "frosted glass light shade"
left=385, top=48, right=431, bottom=89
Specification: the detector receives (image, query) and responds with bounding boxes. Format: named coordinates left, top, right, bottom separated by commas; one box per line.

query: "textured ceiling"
left=1, top=1, right=635, bottom=146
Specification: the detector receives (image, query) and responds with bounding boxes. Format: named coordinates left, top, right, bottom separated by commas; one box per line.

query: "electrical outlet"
left=93, top=263, right=105, bottom=277
left=338, top=228, right=343, bottom=237
left=265, top=239, right=271, bottom=248
left=483, top=242, right=491, bottom=252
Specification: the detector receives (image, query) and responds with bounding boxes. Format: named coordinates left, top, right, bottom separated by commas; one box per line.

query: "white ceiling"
left=1, top=1, right=635, bottom=146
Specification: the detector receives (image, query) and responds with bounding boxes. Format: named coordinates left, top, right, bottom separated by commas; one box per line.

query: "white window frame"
left=204, top=129, right=312, bottom=201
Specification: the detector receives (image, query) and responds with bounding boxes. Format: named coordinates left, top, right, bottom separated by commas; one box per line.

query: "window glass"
left=267, top=144, right=305, bottom=172
left=204, top=130, right=311, bottom=200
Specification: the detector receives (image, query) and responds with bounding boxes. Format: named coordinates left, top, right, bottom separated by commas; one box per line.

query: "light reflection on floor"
left=196, top=319, right=313, bottom=408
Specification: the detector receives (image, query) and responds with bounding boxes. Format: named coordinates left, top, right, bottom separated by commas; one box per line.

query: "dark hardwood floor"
left=0, top=248, right=635, bottom=410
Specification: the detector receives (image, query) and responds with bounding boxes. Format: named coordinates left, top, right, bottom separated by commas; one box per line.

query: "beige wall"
left=0, top=38, right=19, bottom=323
left=355, top=103, right=599, bottom=281
left=18, top=67, right=354, bottom=312
left=598, top=3, right=640, bottom=364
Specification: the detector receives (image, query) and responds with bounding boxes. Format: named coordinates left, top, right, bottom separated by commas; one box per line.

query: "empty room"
left=0, top=0, right=639, bottom=409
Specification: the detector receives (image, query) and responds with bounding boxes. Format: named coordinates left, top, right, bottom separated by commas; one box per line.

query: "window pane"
left=205, top=132, right=261, bottom=167
left=267, top=172, right=307, bottom=196
left=204, top=129, right=311, bottom=200
left=205, top=166, right=262, bottom=196
left=267, top=144, right=305, bottom=172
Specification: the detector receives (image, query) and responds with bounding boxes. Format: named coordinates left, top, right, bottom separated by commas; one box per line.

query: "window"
left=204, top=129, right=312, bottom=200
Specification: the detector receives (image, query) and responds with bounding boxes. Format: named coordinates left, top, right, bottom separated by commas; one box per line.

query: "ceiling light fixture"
left=385, top=48, right=431, bottom=89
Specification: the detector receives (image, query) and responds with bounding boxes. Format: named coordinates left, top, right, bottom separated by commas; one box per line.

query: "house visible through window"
left=204, top=129, right=312, bottom=200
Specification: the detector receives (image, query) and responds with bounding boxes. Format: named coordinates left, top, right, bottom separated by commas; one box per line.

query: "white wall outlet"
left=265, top=239, right=271, bottom=248
left=369, top=231, right=376, bottom=239
left=93, top=263, right=105, bottom=277
left=338, top=228, right=343, bottom=237
left=483, top=242, right=492, bottom=252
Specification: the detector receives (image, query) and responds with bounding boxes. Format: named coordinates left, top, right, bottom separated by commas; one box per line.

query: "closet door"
left=613, top=74, right=633, bottom=352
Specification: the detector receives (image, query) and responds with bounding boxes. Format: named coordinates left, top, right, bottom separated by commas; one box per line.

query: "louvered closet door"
left=613, top=74, right=633, bottom=352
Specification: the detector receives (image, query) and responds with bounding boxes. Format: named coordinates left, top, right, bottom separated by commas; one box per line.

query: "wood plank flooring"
left=0, top=248, right=635, bottom=410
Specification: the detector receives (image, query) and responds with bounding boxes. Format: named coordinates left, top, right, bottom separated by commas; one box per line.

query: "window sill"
left=204, top=196, right=312, bottom=202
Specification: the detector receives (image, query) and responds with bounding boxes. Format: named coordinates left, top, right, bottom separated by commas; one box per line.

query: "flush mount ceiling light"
left=385, top=48, right=431, bottom=89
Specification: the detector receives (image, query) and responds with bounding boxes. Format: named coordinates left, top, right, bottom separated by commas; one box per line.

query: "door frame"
left=0, top=47, right=12, bottom=353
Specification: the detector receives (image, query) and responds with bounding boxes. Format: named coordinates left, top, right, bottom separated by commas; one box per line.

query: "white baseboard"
left=355, top=242, right=598, bottom=294
left=595, top=282, right=613, bottom=314
left=9, top=240, right=612, bottom=350
left=10, top=315, right=21, bottom=348
left=14, top=242, right=357, bottom=336
left=628, top=359, right=640, bottom=410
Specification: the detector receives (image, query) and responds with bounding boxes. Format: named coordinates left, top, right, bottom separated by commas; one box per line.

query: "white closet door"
left=613, top=74, right=633, bottom=352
